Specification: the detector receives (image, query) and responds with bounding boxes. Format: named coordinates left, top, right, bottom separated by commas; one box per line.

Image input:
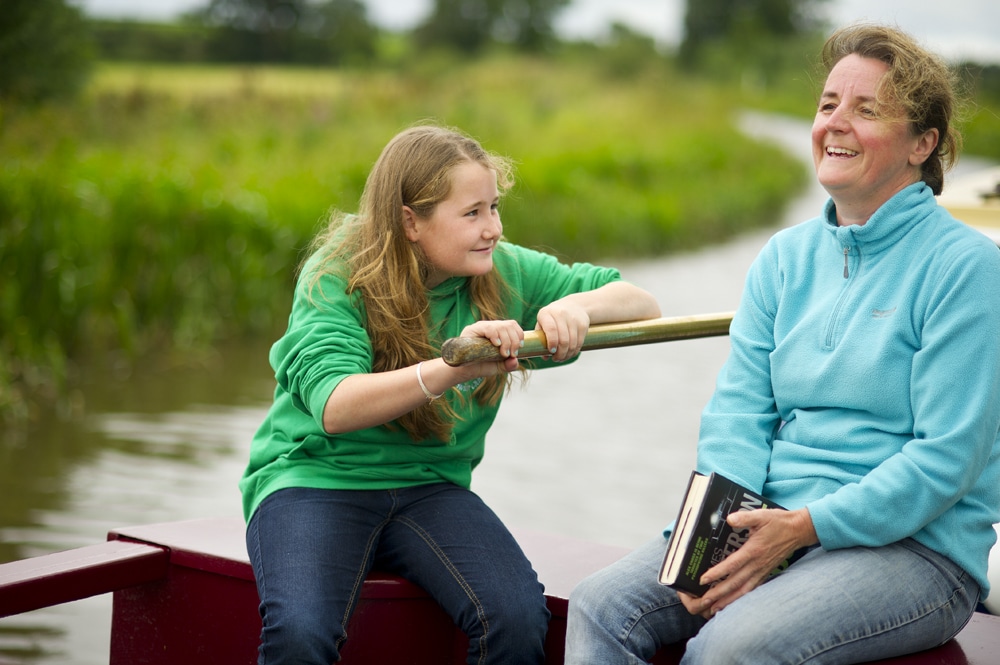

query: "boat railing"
left=0, top=538, right=169, bottom=617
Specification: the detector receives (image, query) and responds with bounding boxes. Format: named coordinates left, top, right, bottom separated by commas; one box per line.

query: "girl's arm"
left=323, top=281, right=659, bottom=434
left=321, top=319, right=523, bottom=435
left=534, top=281, right=661, bottom=361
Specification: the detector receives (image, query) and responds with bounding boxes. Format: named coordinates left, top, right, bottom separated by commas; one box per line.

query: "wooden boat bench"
left=1, top=516, right=998, bottom=664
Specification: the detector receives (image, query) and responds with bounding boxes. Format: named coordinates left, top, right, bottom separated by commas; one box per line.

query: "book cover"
left=658, top=471, right=802, bottom=597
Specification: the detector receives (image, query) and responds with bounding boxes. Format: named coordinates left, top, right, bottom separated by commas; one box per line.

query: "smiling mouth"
left=827, top=146, right=859, bottom=158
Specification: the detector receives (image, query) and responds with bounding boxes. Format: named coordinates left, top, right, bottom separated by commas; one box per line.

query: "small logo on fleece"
left=871, top=307, right=896, bottom=319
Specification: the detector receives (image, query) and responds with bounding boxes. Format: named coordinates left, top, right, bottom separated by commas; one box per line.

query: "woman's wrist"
left=791, top=508, right=820, bottom=549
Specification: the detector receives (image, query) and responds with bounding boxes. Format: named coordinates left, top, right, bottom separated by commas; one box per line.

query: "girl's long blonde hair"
left=307, top=124, right=517, bottom=442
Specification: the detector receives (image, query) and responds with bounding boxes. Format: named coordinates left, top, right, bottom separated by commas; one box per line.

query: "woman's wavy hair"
left=305, top=124, right=518, bottom=442
left=820, top=23, right=963, bottom=195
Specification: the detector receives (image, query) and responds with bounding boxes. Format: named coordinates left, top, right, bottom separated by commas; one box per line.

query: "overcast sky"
left=72, top=0, right=1000, bottom=65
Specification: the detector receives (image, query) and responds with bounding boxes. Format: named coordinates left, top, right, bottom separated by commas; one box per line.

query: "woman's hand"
left=683, top=508, right=818, bottom=619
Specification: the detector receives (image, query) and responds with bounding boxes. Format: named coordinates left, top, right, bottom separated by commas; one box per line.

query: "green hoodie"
left=240, top=241, right=621, bottom=521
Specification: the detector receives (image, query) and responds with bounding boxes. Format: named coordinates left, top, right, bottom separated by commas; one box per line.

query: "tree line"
left=1, top=0, right=997, bottom=131
left=2, top=0, right=840, bottom=102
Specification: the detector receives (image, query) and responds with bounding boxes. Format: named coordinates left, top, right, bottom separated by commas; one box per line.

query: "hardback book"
left=658, top=471, right=804, bottom=597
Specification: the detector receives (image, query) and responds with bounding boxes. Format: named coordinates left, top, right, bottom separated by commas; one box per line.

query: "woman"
left=565, top=23, right=1000, bottom=665
left=239, top=123, right=660, bottom=664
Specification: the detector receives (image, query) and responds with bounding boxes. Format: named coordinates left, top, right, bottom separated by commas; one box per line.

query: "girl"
left=240, top=123, right=661, bottom=664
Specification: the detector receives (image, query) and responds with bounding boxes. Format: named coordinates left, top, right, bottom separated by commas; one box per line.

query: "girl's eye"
left=819, top=102, right=837, bottom=113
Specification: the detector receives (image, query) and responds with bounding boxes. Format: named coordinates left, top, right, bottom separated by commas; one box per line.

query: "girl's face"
left=811, top=53, right=938, bottom=223
left=403, top=161, right=502, bottom=288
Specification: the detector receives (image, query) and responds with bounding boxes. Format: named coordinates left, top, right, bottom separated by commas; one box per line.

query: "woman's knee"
left=569, top=568, right=617, bottom=626
left=569, top=552, right=653, bottom=629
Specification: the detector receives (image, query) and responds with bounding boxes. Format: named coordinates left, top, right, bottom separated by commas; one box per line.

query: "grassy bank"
left=1, top=55, right=810, bottom=421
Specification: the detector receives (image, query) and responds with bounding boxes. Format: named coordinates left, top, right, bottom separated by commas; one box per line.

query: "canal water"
left=1, top=113, right=995, bottom=664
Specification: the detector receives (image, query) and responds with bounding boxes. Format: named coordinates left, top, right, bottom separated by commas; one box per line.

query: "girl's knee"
left=464, top=593, right=548, bottom=663
left=488, top=590, right=550, bottom=636
left=259, top=610, right=344, bottom=665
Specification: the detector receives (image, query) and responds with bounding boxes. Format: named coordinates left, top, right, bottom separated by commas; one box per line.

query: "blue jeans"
left=246, top=484, right=549, bottom=665
left=565, top=535, right=979, bottom=665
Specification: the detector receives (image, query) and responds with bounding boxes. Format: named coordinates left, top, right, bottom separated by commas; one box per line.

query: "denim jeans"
left=246, top=484, right=549, bottom=665
left=565, top=535, right=979, bottom=665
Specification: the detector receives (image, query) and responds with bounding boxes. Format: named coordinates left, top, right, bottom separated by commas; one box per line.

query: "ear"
left=401, top=205, right=420, bottom=242
left=909, top=128, right=939, bottom=166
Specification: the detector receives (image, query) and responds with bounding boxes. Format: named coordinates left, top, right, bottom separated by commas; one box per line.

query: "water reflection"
left=0, top=342, right=275, bottom=664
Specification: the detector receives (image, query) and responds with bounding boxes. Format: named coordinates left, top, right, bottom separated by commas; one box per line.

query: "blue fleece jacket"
left=696, top=182, right=1000, bottom=596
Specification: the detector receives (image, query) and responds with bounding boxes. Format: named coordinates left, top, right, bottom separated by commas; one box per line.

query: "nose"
left=483, top=212, right=502, bottom=239
left=825, top=105, right=850, bottom=133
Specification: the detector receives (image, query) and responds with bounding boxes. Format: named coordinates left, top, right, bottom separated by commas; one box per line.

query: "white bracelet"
left=416, top=361, right=444, bottom=401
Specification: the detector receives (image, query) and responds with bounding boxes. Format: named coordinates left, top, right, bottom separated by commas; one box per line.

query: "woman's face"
left=403, top=161, right=502, bottom=288
left=812, top=53, right=937, bottom=223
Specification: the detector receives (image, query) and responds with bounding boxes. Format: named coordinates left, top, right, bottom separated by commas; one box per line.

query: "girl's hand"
left=459, top=319, right=524, bottom=374
left=534, top=300, right=590, bottom=362
left=531, top=281, right=661, bottom=362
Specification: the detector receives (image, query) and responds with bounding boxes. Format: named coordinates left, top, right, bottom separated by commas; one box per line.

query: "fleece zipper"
left=825, top=243, right=859, bottom=349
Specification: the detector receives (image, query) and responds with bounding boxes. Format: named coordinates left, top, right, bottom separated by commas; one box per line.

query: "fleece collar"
left=823, top=182, right=937, bottom=254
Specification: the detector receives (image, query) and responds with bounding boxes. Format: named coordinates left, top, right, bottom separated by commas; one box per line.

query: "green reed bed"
left=0, top=56, right=806, bottom=421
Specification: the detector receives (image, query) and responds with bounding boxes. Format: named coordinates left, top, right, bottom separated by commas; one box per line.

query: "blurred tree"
left=679, top=0, right=827, bottom=69
left=305, top=0, right=377, bottom=63
left=0, top=0, right=94, bottom=102
left=415, top=0, right=570, bottom=54
left=188, top=0, right=376, bottom=64
left=90, top=20, right=212, bottom=62
left=599, top=22, right=662, bottom=78
left=191, top=0, right=305, bottom=61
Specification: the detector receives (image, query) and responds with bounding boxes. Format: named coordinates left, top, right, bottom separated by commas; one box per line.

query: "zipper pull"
left=843, top=247, right=849, bottom=279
